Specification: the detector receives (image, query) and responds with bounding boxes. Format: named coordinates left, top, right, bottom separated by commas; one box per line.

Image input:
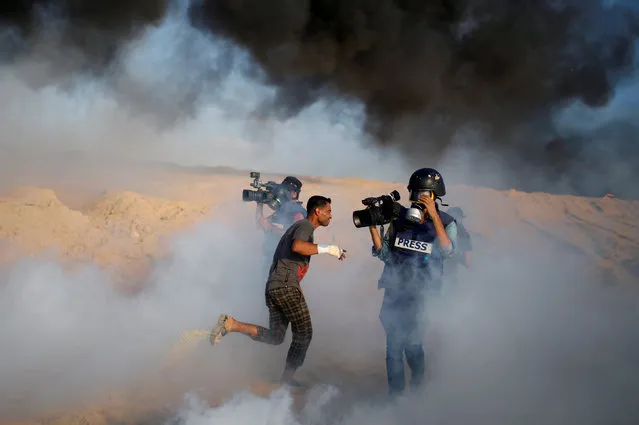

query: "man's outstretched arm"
left=292, top=239, right=346, bottom=259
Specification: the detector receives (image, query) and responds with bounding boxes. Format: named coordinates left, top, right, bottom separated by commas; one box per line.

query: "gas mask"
left=405, top=190, right=435, bottom=224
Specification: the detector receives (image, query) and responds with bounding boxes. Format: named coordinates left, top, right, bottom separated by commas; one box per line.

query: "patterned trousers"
left=251, top=286, right=313, bottom=370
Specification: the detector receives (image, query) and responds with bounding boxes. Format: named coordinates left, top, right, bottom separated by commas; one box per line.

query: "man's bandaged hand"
left=318, top=244, right=347, bottom=260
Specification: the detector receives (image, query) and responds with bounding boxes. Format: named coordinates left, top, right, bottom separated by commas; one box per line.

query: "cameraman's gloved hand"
left=318, top=244, right=347, bottom=260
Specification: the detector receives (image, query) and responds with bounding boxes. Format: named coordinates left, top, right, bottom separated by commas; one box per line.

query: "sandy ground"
left=0, top=155, right=637, bottom=424
left=1, top=156, right=636, bottom=289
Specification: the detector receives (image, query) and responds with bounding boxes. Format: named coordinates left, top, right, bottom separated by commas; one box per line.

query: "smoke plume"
left=2, top=0, right=639, bottom=197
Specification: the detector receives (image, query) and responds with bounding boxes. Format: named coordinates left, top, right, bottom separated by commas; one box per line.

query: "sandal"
left=210, top=313, right=229, bottom=345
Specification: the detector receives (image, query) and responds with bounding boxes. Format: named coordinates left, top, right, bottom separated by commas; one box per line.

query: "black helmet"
left=407, top=168, right=446, bottom=197
left=278, top=176, right=303, bottom=201
left=281, top=176, right=302, bottom=192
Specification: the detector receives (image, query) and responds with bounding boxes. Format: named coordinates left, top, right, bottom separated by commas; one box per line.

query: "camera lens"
left=352, top=209, right=373, bottom=228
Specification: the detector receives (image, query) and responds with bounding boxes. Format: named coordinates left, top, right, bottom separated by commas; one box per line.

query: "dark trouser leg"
left=405, top=343, right=426, bottom=390
left=380, top=287, right=427, bottom=395
left=385, top=328, right=406, bottom=395
left=251, top=290, right=289, bottom=345
left=282, top=289, right=313, bottom=372
left=253, top=287, right=312, bottom=380
left=381, top=289, right=407, bottom=395
left=405, top=292, right=427, bottom=391
left=403, top=294, right=426, bottom=389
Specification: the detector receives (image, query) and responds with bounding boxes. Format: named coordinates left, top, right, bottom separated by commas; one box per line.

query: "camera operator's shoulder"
left=283, top=200, right=307, bottom=215
left=292, top=201, right=308, bottom=216
left=439, top=211, right=455, bottom=227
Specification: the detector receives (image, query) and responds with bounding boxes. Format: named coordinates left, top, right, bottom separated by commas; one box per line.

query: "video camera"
left=352, top=189, right=436, bottom=228
left=242, top=171, right=288, bottom=211
left=352, top=190, right=403, bottom=228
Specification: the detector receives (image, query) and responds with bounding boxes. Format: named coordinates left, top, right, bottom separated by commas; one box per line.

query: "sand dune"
left=1, top=171, right=636, bottom=288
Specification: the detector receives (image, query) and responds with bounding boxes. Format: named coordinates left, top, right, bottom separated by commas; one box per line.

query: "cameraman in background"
left=368, top=168, right=457, bottom=397
left=256, top=176, right=307, bottom=261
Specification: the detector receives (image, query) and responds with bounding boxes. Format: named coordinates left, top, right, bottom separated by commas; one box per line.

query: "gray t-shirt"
left=261, top=200, right=308, bottom=259
left=265, top=218, right=315, bottom=291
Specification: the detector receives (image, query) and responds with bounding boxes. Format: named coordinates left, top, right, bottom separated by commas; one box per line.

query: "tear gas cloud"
left=0, top=219, right=279, bottom=419
left=174, top=215, right=639, bottom=425
left=1, top=1, right=639, bottom=425
left=3, top=200, right=639, bottom=424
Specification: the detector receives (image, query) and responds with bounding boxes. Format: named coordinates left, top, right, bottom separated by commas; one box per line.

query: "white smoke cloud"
left=164, top=222, right=639, bottom=425
left=0, top=1, right=406, bottom=183
left=0, top=216, right=285, bottom=420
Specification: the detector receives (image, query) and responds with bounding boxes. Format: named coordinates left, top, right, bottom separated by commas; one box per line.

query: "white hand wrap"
left=318, top=244, right=343, bottom=258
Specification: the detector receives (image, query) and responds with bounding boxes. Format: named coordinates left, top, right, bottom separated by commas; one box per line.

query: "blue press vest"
left=378, top=209, right=454, bottom=291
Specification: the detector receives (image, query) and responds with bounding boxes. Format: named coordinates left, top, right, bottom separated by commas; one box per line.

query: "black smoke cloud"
left=190, top=0, right=633, bottom=124
left=187, top=0, right=639, bottom=197
left=0, top=1, right=159, bottom=73
left=1, top=0, right=639, bottom=197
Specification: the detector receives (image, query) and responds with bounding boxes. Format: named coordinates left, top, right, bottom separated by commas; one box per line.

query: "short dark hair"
left=306, top=195, right=331, bottom=215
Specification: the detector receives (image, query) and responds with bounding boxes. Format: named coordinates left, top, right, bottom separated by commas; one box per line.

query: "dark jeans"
left=379, top=287, right=428, bottom=395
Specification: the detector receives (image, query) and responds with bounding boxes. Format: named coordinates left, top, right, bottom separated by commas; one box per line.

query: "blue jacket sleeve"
left=436, top=220, right=457, bottom=258
left=372, top=228, right=391, bottom=263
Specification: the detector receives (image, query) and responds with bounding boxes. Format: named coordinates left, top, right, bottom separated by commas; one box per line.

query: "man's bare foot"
left=210, top=315, right=260, bottom=341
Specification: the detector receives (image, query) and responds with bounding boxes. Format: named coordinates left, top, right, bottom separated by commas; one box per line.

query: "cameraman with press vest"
left=255, top=176, right=307, bottom=261
left=367, top=168, right=457, bottom=396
